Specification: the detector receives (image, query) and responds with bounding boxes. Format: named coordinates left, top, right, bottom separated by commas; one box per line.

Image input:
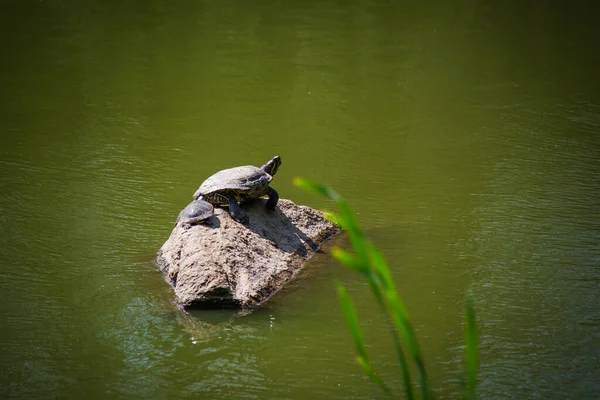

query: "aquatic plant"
left=294, top=178, right=478, bottom=399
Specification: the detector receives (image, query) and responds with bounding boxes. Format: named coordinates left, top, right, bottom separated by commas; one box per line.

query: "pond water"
left=1, top=1, right=599, bottom=398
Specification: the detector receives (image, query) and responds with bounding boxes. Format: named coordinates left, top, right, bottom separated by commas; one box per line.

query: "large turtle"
left=193, top=156, right=281, bottom=224
left=175, top=199, right=214, bottom=229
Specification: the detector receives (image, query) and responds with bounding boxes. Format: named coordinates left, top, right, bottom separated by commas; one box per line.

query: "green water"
left=1, top=1, right=599, bottom=398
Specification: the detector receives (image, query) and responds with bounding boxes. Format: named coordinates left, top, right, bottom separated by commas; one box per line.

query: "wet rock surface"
left=156, top=199, right=341, bottom=309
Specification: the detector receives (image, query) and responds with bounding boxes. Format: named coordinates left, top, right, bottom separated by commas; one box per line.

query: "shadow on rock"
left=245, top=199, right=319, bottom=256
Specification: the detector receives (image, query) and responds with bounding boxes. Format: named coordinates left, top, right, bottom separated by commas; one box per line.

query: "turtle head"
left=262, top=156, right=281, bottom=176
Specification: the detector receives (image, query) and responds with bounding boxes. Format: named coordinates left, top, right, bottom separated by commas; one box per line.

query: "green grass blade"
left=366, top=242, right=396, bottom=291
left=293, top=177, right=341, bottom=201
left=464, top=295, right=478, bottom=400
left=337, top=283, right=389, bottom=393
left=323, top=211, right=345, bottom=228
left=332, top=248, right=367, bottom=273
left=366, top=242, right=431, bottom=398
left=336, top=200, right=370, bottom=265
left=385, top=292, right=430, bottom=399
left=356, top=356, right=389, bottom=393
left=297, top=178, right=458, bottom=399
left=337, top=283, right=368, bottom=361
left=389, top=323, right=415, bottom=400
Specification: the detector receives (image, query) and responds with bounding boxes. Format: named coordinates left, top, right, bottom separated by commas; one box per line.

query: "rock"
left=156, top=199, right=341, bottom=309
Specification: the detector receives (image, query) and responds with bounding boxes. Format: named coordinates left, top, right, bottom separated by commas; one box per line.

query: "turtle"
left=175, top=199, right=215, bottom=229
left=193, top=156, right=281, bottom=224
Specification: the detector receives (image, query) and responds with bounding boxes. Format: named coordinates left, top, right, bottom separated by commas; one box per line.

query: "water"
left=1, top=0, right=599, bottom=398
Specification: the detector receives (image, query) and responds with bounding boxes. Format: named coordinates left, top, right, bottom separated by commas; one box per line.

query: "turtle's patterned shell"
left=176, top=199, right=214, bottom=226
left=197, top=166, right=272, bottom=205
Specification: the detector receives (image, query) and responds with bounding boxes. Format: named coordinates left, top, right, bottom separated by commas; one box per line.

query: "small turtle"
left=193, top=156, right=281, bottom=224
left=175, top=199, right=214, bottom=229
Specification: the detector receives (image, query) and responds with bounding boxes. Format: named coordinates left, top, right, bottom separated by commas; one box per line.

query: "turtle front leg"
left=227, top=195, right=249, bottom=224
left=266, top=187, right=279, bottom=211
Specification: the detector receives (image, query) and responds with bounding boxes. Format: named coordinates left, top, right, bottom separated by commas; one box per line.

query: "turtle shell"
left=176, top=199, right=214, bottom=227
left=195, top=166, right=272, bottom=205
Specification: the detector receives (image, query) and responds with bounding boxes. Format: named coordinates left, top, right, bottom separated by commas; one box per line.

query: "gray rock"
left=156, top=199, right=341, bottom=309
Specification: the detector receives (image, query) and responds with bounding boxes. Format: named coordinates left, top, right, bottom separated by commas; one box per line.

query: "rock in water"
left=156, top=199, right=341, bottom=309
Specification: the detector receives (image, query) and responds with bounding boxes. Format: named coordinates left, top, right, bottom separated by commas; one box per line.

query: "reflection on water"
left=1, top=0, right=599, bottom=399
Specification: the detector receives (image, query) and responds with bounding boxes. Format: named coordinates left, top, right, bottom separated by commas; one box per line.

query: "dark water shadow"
left=174, top=302, right=281, bottom=342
